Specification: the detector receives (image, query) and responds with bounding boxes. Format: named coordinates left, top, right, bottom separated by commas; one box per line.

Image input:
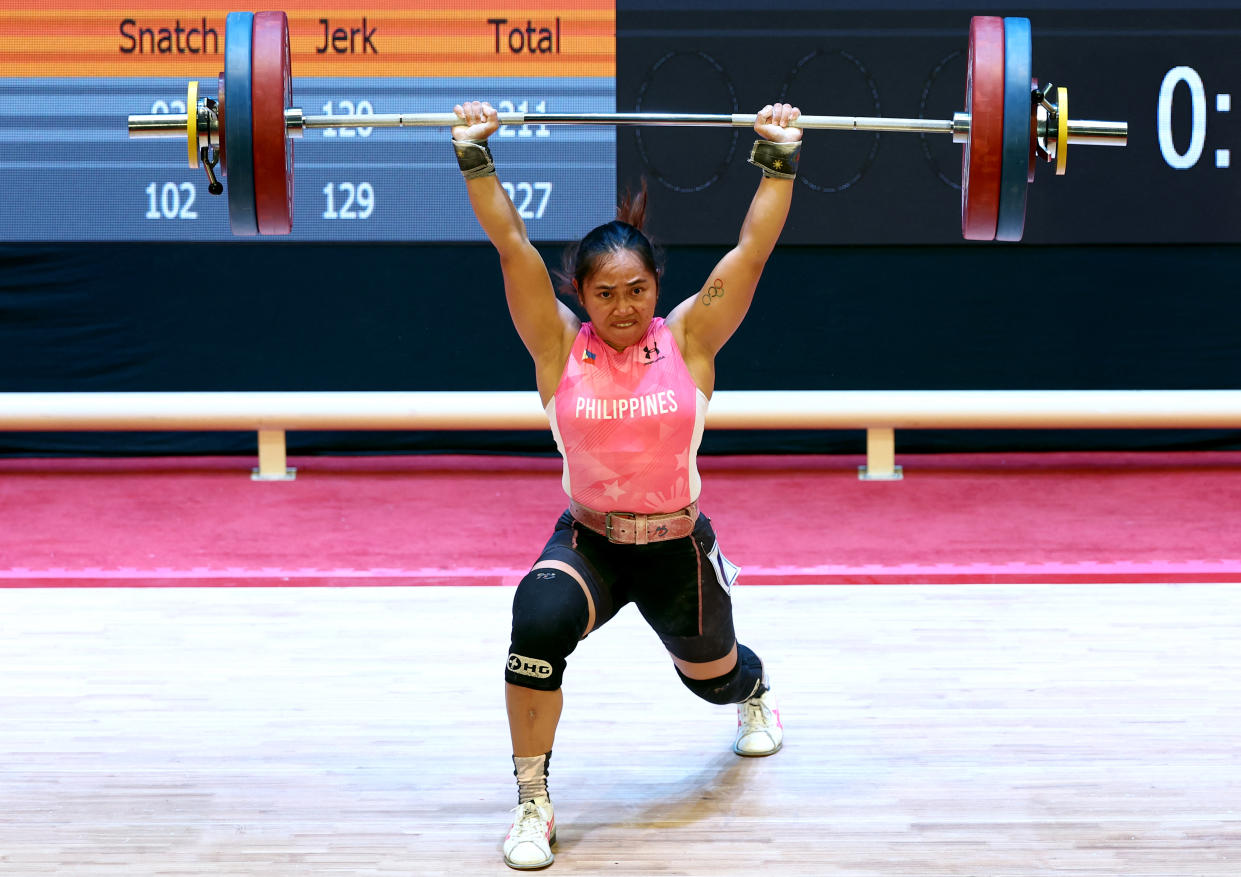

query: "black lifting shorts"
left=533, top=509, right=742, bottom=665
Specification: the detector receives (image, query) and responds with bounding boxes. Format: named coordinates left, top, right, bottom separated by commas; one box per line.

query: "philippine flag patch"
left=582, top=349, right=597, bottom=364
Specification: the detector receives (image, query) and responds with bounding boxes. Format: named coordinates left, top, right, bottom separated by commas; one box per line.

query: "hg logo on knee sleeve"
left=507, top=653, right=554, bottom=679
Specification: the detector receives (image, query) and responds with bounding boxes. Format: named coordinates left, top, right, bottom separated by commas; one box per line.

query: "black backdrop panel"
left=3, top=242, right=1241, bottom=455
left=617, top=6, right=1241, bottom=245
left=4, top=1, right=1241, bottom=455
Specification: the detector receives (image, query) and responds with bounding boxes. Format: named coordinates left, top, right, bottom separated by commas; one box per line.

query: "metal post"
left=252, top=428, right=296, bottom=481
left=859, top=427, right=903, bottom=481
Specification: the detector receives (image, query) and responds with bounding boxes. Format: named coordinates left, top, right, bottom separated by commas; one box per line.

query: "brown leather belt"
left=569, top=499, right=699, bottom=545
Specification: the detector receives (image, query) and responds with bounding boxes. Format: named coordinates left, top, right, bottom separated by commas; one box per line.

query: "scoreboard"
left=2, top=1, right=1240, bottom=244
left=0, top=1, right=616, bottom=241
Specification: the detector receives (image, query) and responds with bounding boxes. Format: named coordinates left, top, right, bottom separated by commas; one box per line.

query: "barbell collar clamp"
left=285, top=107, right=305, bottom=139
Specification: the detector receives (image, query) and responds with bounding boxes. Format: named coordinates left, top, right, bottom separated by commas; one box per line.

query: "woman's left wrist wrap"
left=452, top=138, right=495, bottom=179
left=748, top=140, right=801, bottom=179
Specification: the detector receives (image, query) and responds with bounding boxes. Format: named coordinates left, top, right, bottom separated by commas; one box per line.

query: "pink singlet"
left=547, top=318, right=707, bottom=514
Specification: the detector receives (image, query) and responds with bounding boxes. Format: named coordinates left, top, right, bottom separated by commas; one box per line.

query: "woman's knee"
left=506, top=567, right=591, bottom=691
left=674, top=643, right=765, bottom=705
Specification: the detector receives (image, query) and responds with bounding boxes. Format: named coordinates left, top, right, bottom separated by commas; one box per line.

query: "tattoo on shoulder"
left=700, top=277, right=725, bottom=306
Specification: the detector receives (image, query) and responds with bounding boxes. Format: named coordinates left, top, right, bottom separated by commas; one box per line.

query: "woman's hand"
left=452, top=100, right=500, bottom=141
left=753, top=103, right=802, bottom=143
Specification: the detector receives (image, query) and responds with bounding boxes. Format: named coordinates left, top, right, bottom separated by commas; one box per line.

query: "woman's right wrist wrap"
left=748, top=140, right=801, bottom=180
left=452, top=138, right=495, bottom=179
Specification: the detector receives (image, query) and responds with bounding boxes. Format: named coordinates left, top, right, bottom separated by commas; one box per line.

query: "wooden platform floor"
left=1, top=583, right=1238, bottom=876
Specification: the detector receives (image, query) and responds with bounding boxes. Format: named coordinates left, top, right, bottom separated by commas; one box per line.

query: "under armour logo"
left=643, top=342, right=660, bottom=360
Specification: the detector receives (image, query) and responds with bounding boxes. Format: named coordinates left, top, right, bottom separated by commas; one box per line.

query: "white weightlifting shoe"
left=503, top=795, right=556, bottom=870
left=733, top=687, right=783, bottom=757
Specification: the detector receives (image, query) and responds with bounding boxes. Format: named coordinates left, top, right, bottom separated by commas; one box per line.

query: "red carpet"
left=2, top=452, right=1240, bottom=585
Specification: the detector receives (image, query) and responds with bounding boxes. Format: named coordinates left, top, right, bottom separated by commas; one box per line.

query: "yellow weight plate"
left=187, top=80, right=199, bottom=169
left=1055, top=86, right=1068, bottom=176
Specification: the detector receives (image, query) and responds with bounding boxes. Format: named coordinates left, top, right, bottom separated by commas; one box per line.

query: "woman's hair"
left=557, top=182, right=664, bottom=299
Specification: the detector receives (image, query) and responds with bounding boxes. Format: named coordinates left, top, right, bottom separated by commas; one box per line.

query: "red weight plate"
left=251, top=11, right=294, bottom=234
left=217, top=72, right=227, bottom=174
left=961, top=16, right=1005, bottom=241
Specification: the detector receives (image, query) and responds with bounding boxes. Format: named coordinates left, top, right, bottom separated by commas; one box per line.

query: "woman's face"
left=577, top=249, right=659, bottom=352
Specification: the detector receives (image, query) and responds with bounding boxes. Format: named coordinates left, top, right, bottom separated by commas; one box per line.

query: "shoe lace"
left=740, top=696, right=770, bottom=731
left=510, top=801, right=549, bottom=843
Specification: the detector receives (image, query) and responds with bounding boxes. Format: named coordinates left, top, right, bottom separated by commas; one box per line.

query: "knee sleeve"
left=506, top=567, right=590, bottom=691
left=675, top=643, right=766, bottom=705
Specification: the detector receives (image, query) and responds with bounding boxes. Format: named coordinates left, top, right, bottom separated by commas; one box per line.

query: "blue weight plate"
left=995, top=17, right=1032, bottom=242
left=217, top=73, right=226, bottom=173
left=224, top=12, right=258, bottom=236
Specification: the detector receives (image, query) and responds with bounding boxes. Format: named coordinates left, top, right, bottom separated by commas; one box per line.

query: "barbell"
left=126, top=11, right=1128, bottom=241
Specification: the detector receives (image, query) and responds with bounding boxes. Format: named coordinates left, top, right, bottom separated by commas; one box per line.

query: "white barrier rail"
left=3, top=390, right=1241, bottom=480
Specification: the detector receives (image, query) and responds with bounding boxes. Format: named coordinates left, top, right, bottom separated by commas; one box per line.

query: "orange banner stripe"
left=6, top=24, right=616, bottom=43
left=1, top=2, right=611, bottom=14
left=1, top=4, right=615, bottom=77
left=3, top=62, right=614, bottom=78
left=1, top=8, right=614, bottom=22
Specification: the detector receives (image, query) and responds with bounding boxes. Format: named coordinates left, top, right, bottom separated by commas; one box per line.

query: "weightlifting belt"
left=569, top=499, right=699, bottom=545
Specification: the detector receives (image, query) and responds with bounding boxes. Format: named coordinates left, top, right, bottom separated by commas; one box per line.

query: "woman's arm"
left=453, top=101, right=578, bottom=387
left=667, top=103, right=801, bottom=367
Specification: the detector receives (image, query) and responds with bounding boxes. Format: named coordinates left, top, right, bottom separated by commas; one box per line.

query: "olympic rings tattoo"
left=700, top=277, right=725, bottom=306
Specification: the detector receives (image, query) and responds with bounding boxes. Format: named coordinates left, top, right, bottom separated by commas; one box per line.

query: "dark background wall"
left=3, top=1, right=1240, bottom=457
left=3, top=241, right=1240, bottom=456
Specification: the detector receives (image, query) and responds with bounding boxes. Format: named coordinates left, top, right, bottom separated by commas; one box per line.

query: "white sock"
left=513, top=751, right=551, bottom=803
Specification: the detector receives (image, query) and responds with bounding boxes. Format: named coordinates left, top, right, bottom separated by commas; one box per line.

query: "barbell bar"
left=128, top=109, right=1127, bottom=143
left=126, top=11, right=1128, bottom=241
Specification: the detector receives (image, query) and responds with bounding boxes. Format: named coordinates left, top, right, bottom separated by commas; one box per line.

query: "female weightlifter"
left=451, top=99, right=802, bottom=870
